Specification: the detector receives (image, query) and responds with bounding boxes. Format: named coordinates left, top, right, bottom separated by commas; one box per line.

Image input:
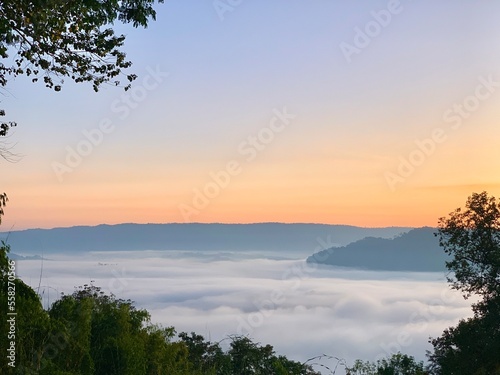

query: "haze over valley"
left=3, top=222, right=474, bottom=374
left=11, top=227, right=472, bottom=374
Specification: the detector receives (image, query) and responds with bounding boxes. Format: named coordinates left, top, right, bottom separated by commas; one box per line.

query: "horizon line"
left=0, top=221, right=423, bottom=233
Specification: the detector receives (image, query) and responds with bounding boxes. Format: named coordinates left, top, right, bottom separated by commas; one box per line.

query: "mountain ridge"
left=0, top=222, right=412, bottom=255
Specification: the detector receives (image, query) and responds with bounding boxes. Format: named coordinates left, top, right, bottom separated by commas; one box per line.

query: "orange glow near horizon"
left=3, top=181, right=500, bottom=230
left=2, top=2, right=500, bottom=232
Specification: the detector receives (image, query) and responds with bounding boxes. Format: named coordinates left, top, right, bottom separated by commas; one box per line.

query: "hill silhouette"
left=307, top=227, right=448, bottom=272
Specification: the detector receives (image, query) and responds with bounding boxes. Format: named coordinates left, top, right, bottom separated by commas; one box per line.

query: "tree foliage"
left=0, top=110, right=16, bottom=136
left=0, top=192, right=7, bottom=224
left=347, top=353, right=427, bottom=375
left=0, top=109, right=17, bottom=161
left=428, top=296, right=500, bottom=375
left=429, top=192, right=500, bottom=374
left=178, top=332, right=320, bottom=375
left=0, top=0, right=164, bottom=92
left=436, top=191, right=500, bottom=300
left=0, top=242, right=51, bottom=373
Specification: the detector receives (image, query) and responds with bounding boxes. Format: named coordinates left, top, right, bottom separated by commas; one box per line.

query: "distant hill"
left=0, top=223, right=411, bottom=255
left=8, top=253, right=45, bottom=261
left=306, top=227, right=449, bottom=272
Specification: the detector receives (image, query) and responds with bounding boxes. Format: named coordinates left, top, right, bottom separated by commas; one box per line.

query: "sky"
left=16, top=251, right=476, bottom=374
left=2, top=0, right=500, bottom=230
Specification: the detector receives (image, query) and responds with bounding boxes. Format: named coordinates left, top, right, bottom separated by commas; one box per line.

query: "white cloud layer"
left=15, top=251, right=476, bottom=374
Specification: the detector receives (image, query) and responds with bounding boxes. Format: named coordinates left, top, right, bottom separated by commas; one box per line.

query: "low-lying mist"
left=15, top=251, right=474, bottom=374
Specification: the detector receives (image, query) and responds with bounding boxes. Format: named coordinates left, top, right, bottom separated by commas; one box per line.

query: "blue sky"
left=2, top=0, right=500, bottom=229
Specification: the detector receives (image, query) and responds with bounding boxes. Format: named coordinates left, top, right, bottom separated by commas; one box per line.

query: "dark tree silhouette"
left=0, top=191, right=7, bottom=224
left=429, top=192, right=500, bottom=374
left=0, top=0, right=164, bottom=92
left=436, top=191, right=500, bottom=300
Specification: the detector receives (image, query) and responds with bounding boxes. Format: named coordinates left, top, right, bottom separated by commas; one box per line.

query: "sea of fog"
left=14, top=250, right=475, bottom=375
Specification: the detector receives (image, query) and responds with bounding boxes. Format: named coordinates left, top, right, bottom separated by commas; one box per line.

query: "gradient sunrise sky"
left=1, top=0, right=500, bottom=230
